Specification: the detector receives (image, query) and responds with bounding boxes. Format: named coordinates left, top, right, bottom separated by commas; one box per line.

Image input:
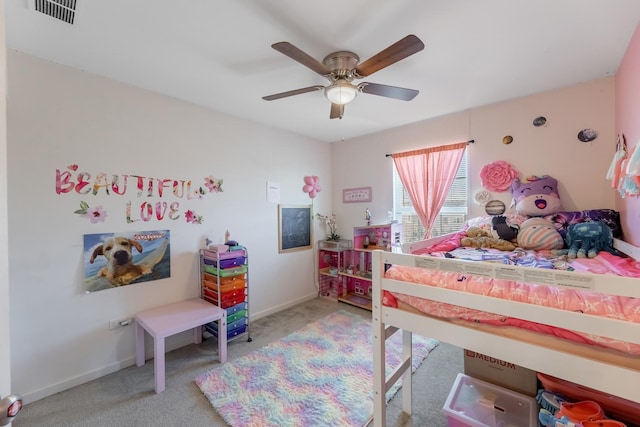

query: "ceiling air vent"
left=34, top=0, right=77, bottom=25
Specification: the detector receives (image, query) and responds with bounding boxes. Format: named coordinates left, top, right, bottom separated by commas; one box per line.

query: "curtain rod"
left=385, top=139, right=475, bottom=157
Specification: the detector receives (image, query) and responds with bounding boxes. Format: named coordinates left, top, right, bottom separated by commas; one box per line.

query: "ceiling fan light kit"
left=263, top=34, right=425, bottom=119
left=325, top=80, right=358, bottom=105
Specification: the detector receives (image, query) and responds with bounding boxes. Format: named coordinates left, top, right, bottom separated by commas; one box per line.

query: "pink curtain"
left=392, top=142, right=467, bottom=238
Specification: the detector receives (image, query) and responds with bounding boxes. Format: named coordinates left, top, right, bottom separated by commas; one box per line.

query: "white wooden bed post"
left=372, top=249, right=387, bottom=427
left=372, top=250, right=414, bottom=427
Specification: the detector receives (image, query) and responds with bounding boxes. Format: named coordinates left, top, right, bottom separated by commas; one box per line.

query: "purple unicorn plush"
left=511, top=175, right=563, bottom=216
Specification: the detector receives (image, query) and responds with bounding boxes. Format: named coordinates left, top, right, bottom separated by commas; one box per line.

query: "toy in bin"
left=536, top=373, right=633, bottom=427
left=443, top=373, right=538, bottom=427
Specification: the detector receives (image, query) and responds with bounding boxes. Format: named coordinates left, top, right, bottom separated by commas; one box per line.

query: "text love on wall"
left=56, top=164, right=223, bottom=225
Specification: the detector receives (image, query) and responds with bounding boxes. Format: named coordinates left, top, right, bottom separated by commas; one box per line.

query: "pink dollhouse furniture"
left=134, top=298, right=227, bottom=393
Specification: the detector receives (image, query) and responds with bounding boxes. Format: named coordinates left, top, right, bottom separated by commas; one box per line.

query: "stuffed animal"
left=461, top=227, right=517, bottom=251
left=553, top=220, right=618, bottom=258
left=511, top=175, right=563, bottom=217
left=516, top=218, right=564, bottom=250
left=491, top=215, right=519, bottom=242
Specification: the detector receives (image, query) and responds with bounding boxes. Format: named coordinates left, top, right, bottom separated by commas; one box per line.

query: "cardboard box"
left=463, top=349, right=537, bottom=396
left=443, top=373, right=538, bottom=427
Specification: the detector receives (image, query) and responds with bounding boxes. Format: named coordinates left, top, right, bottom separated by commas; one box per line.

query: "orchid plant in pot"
left=317, top=213, right=340, bottom=241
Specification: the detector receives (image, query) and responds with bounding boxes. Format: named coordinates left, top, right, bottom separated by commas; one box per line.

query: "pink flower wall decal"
left=480, top=161, right=518, bottom=192
left=75, top=201, right=108, bottom=223
left=185, top=210, right=203, bottom=224
left=87, top=205, right=107, bottom=223
left=303, top=176, right=322, bottom=199
left=204, top=176, right=223, bottom=193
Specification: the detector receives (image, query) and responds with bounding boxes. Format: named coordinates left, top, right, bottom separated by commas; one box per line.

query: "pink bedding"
left=384, top=251, right=640, bottom=355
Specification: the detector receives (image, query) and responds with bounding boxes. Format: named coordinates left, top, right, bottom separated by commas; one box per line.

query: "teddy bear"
left=461, top=227, right=516, bottom=251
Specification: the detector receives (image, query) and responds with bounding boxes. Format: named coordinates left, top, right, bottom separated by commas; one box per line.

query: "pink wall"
left=615, top=22, right=640, bottom=246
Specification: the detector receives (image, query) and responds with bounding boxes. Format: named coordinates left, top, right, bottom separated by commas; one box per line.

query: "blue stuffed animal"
left=561, top=220, right=617, bottom=258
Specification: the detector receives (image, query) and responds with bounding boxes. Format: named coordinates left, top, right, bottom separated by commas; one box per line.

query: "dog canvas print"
left=84, top=230, right=171, bottom=292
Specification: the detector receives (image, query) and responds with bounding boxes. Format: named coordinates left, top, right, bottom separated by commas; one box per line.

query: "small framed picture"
left=343, top=186, right=372, bottom=203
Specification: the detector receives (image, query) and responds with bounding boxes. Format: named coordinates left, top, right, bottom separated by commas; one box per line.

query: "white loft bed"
left=371, top=237, right=640, bottom=427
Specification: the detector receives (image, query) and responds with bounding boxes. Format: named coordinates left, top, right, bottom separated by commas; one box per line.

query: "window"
left=393, top=151, right=468, bottom=243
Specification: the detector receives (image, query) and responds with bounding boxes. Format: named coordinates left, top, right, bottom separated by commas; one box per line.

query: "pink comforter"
left=384, top=252, right=640, bottom=355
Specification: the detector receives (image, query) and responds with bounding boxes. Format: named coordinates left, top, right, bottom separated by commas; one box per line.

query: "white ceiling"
left=6, top=0, right=640, bottom=143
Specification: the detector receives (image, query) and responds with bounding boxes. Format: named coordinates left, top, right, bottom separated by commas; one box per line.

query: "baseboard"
left=23, top=294, right=319, bottom=404
left=21, top=332, right=195, bottom=404
left=249, top=292, right=318, bottom=321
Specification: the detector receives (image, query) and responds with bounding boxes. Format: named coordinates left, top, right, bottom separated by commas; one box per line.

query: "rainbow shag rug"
left=195, top=310, right=438, bottom=427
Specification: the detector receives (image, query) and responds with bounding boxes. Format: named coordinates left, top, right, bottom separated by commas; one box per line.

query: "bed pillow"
left=584, top=209, right=622, bottom=238
left=543, top=211, right=585, bottom=238
left=543, top=209, right=621, bottom=239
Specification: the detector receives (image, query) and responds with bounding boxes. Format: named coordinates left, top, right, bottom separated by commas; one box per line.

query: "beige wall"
left=8, top=51, right=332, bottom=402
left=332, top=77, right=616, bottom=235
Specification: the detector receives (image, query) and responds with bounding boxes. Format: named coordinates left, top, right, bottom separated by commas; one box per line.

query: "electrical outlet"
left=108, top=318, right=132, bottom=331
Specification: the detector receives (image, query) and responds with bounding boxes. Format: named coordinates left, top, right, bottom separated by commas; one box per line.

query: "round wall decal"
left=577, top=128, right=598, bottom=142
left=533, top=116, right=547, bottom=127
left=485, top=200, right=506, bottom=215
left=473, top=189, right=491, bottom=205
left=502, top=135, right=513, bottom=145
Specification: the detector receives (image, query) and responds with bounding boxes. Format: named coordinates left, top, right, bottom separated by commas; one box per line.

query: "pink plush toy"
left=511, top=175, right=563, bottom=217
left=516, top=218, right=564, bottom=250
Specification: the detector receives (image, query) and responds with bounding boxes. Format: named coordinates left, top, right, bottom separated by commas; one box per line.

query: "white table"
left=135, top=298, right=227, bottom=393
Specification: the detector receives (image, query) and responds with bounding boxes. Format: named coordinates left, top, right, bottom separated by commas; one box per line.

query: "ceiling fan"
left=262, top=35, right=425, bottom=119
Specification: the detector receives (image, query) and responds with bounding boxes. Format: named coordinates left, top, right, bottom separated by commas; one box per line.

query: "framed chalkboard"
left=278, top=204, right=312, bottom=253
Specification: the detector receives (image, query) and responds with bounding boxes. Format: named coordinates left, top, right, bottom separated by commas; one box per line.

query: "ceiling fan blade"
left=355, top=35, right=425, bottom=77
left=262, top=85, right=324, bottom=101
left=359, top=82, right=419, bottom=101
left=330, top=103, right=344, bottom=119
left=272, top=42, right=331, bottom=76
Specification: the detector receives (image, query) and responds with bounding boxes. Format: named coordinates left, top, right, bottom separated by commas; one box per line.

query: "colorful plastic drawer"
left=225, top=302, right=247, bottom=316
left=201, top=274, right=217, bottom=289
left=202, top=248, right=246, bottom=260
left=219, top=281, right=246, bottom=293
left=202, top=276, right=246, bottom=293
left=220, top=274, right=246, bottom=286
left=203, top=256, right=246, bottom=269
left=208, top=317, right=246, bottom=333
left=202, top=272, right=246, bottom=287
left=206, top=323, right=247, bottom=341
left=227, top=309, right=246, bottom=323
left=226, top=324, right=247, bottom=339
left=202, top=292, right=246, bottom=309
left=203, top=264, right=247, bottom=277
left=202, top=288, right=245, bottom=301
left=203, top=287, right=245, bottom=301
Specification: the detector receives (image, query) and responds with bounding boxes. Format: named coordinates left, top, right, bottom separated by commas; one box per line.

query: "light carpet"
left=195, top=310, right=438, bottom=427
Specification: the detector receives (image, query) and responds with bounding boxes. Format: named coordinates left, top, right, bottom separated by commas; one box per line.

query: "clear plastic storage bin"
left=443, top=373, right=538, bottom=427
